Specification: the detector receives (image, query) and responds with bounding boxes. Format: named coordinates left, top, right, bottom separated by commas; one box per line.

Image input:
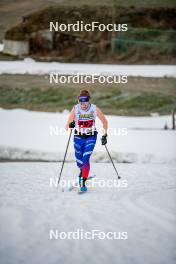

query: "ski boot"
left=80, top=178, right=87, bottom=192
left=78, top=169, right=82, bottom=187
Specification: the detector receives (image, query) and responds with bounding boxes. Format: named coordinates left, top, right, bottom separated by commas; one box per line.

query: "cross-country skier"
left=65, top=90, right=108, bottom=192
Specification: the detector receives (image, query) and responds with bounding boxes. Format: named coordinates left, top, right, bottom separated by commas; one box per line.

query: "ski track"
left=0, top=162, right=176, bottom=264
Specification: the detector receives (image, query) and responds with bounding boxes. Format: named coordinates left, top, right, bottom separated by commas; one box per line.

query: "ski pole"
left=104, top=145, right=121, bottom=179
left=58, top=128, right=73, bottom=187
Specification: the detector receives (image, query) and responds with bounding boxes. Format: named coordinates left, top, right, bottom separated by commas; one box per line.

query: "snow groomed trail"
left=0, top=162, right=175, bottom=264
left=0, top=59, right=175, bottom=77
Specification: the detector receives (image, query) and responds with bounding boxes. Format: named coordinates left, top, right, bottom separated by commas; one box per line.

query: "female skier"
left=65, top=90, right=108, bottom=192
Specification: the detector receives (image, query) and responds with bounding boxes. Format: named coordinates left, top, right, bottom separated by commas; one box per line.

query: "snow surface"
left=0, top=46, right=176, bottom=264
left=0, top=108, right=175, bottom=162
left=0, top=109, right=175, bottom=264
left=0, top=162, right=175, bottom=264
left=0, top=59, right=175, bottom=77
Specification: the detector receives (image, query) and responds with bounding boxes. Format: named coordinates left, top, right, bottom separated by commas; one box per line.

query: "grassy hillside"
left=1, top=0, right=175, bottom=41
left=0, top=74, right=175, bottom=116
left=3, top=5, right=176, bottom=64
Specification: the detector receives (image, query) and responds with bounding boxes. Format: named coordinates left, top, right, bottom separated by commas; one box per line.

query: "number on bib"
left=78, top=120, right=94, bottom=128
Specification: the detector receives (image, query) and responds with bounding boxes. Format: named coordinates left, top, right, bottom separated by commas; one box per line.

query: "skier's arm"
left=96, top=107, right=108, bottom=134
left=65, top=107, right=75, bottom=130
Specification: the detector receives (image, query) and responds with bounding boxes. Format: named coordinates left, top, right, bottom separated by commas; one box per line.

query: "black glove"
left=101, top=134, right=107, bottom=145
left=69, top=121, right=75, bottom=128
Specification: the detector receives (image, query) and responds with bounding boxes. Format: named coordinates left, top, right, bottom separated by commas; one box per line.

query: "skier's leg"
left=73, top=136, right=84, bottom=169
left=81, top=136, right=97, bottom=182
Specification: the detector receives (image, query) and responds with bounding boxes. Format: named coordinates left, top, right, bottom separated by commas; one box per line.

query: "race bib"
left=78, top=119, right=94, bottom=128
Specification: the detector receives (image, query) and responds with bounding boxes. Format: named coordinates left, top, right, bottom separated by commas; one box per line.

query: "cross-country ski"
left=62, top=175, right=96, bottom=192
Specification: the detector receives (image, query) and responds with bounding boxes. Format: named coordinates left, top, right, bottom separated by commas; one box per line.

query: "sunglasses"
left=78, top=96, right=90, bottom=102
